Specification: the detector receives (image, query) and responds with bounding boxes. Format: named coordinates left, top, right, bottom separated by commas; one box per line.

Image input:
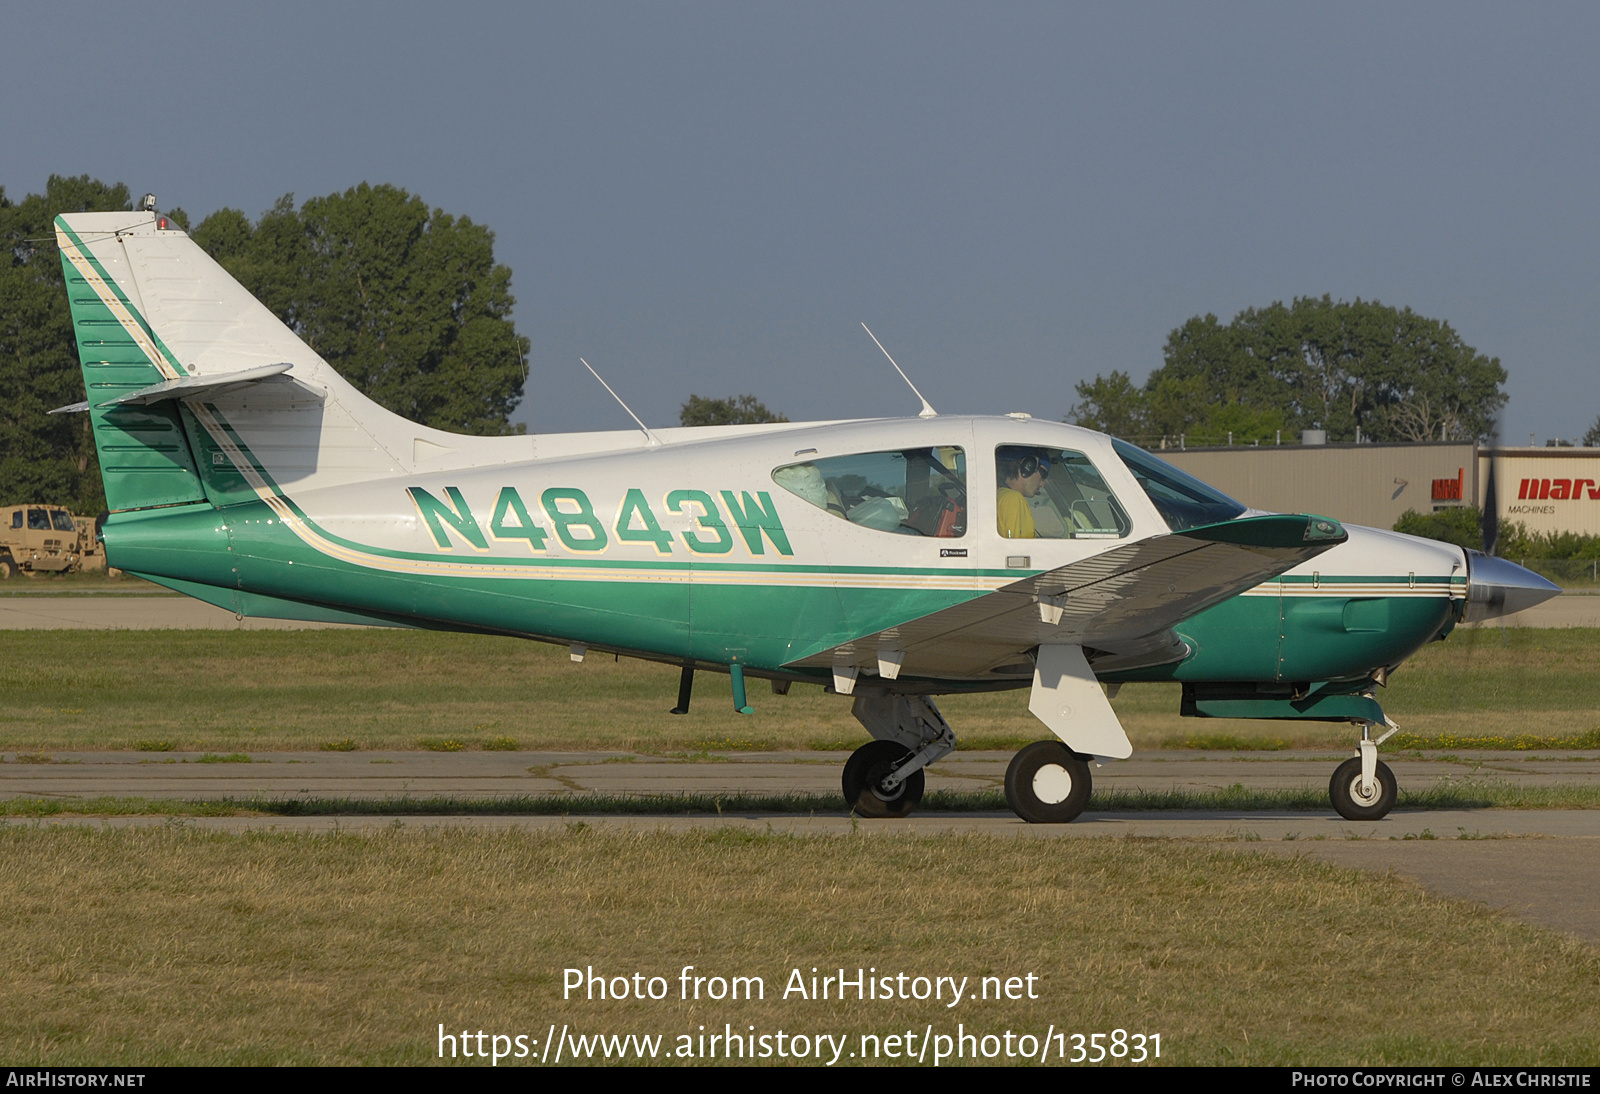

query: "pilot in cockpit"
left=996, top=447, right=1049, bottom=539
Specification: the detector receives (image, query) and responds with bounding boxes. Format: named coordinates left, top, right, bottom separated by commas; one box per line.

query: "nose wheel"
left=1005, top=740, right=1092, bottom=823
left=1329, top=756, right=1397, bottom=820
left=842, top=740, right=925, bottom=818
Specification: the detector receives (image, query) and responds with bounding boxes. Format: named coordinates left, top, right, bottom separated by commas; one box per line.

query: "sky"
left=4, top=2, right=1596, bottom=444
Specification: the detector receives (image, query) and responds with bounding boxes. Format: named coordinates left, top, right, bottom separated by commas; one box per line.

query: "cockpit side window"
left=1111, top=438, right=1247, bottom=531
left=994, top=446, right=1131, bottom=539
left=773, top=447, right=967, bottom=537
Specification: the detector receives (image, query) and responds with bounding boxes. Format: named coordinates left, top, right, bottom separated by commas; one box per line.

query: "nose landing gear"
left=1329, top=756, right=1397, bottom=820
left=1329, top=722, right=1400, bottom=821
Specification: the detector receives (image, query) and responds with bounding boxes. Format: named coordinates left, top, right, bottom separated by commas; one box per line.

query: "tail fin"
left=56, top=213, right=209, bottom=511
left=55, top=211, right=534, bottom=513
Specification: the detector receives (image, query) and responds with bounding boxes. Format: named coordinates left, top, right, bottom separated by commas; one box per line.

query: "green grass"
left=1158, top=733, right=1294, bottom=751
left=1, top=826, right=1596, bottom=1065
left=1384, top=728, right=1600, bottom=751
left=0, top=569, right=169, bottom=595
left=2, top=628, right=1598, bottom=753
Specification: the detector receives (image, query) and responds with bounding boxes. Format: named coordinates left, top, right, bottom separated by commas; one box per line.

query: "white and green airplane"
left=53, top=208, right=1558, bottom=823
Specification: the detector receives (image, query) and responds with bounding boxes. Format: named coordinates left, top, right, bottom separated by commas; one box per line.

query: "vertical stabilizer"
left=55, top=211, right=540, bottom=514
left=56, top=213, right=207, bottom=510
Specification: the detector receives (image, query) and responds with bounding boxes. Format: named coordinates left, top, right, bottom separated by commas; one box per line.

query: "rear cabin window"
left=994, top=447, right=1131, bottom=539
left=773, top=447, right=967, bottom=537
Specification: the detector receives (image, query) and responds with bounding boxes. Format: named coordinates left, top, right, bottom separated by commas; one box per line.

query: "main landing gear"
left=843, top=692, right=1101, bottom=823
left=843, top=692, right=954, bottom=820
left=841, top=731, right=1096, bottom=824
left=842, top=740, right=925, bottom=818
left=1004, top=740, right=1092, bottom=824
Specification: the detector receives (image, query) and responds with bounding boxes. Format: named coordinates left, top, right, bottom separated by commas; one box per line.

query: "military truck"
left=73, top=513, right=108, bottom=573
left=0, top=504, right=83, bottom=577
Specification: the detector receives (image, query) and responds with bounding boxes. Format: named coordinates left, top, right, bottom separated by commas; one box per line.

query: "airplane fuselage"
left=106, top=415, right=1464, bottom=693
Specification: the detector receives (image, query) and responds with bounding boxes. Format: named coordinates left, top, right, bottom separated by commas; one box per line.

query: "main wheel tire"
left=1005, top=740, right=1092, bottom=823
left=1329, top=757, right=1397, bottom=821
left=842, top=740, right=924, bottom=819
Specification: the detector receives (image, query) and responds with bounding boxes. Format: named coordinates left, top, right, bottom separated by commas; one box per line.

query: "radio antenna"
left=861, top=323, right=937, bottom=418
left=580, top=358, right=663, bottom=446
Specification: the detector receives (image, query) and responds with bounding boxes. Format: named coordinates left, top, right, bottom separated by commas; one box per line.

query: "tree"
left=0, top=179, right=531, bottom=515
left=1067, top=297, right=1507, bottom=446
left=1064, top=370, right=1149, bottom=438
left=1584, top=415, right=1600, bottom=447
left=679, top=394, right=788, bottom=426
left=1395, top=506, right=1600, bottom=562
left=1393, top=506, right=1485, bottom=552
left=193, top=184, right=529, bottom=434
left=0, top=175, right=132, bottom=512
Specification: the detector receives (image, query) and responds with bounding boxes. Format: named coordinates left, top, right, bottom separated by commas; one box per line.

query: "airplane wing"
left=787, top=513, right=1346, bottom=682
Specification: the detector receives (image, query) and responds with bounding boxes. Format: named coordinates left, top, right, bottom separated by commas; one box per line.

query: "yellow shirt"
left=996, top=488, right=1035, bottom=539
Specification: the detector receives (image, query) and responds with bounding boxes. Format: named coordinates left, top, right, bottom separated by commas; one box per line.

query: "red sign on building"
left=1431, top=469, right=1464, bottom=502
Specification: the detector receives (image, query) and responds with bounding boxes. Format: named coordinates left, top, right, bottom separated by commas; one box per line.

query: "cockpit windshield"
left=1112, top=439, right=1247, bottom=531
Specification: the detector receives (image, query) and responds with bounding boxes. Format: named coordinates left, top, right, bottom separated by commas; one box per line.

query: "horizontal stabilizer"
left=102, top=363, right=296, bottom=407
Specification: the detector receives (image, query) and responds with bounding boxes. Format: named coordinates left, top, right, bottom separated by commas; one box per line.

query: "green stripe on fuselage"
left=105, top=499, right=980, bottom=668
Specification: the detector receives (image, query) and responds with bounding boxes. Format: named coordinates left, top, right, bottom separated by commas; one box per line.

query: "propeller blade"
left=1479, top=422, right=1500, bottom=557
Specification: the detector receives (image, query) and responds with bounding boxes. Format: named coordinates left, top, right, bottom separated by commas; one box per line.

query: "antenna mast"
left=861, top=323, right=937, bottom=418
left=580, top=358, right=663, bottom=446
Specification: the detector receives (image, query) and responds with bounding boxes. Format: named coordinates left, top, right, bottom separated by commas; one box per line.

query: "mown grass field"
left=3, top=627, right=1596, bottom=1068
left=2, top=826, right=1596, bottom=1067
left=1, top=627, right=1597, bottom=753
